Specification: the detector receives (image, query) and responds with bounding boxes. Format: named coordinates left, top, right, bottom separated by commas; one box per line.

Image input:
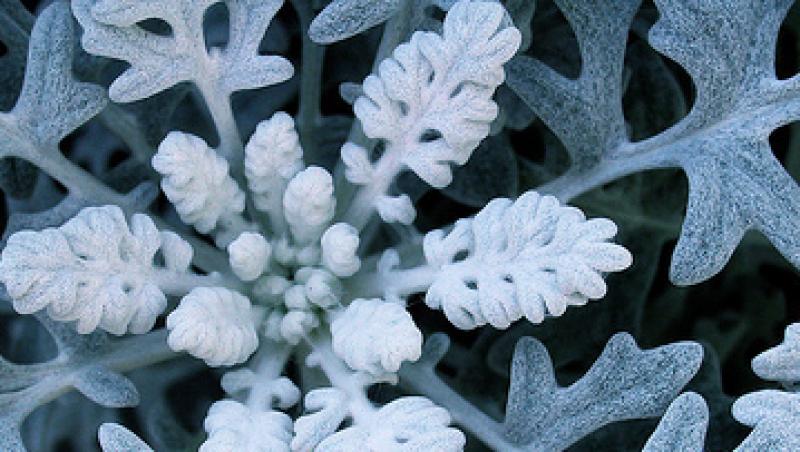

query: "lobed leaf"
left=201, top=399, right=293, bottom=451
left=733, top=390, right=800, bottom=450
left=423, top=191, right=632, bottom=330
left=0, top=205, right=184, bottom=335
left=507, top=0, right=800, bottom=285
left=0, top=2, right=106, bottom=154
left=330, top=298, right=422, bottom=375
left=73, top=0, right=293, bottom=103
left=353, top=0, right=521, bottom=188
left=642, top=392, right=709, bottom=452
left=503, top=333, right=703, bottom=450
left=752, top=323, right=800, bottom=383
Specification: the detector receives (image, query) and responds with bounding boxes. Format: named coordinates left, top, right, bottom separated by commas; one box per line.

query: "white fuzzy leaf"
left=73, top=0, right=293, bottom=102
left=642, top=392, right=708, bottom=452
left=0, top=2, right=106, bottom=152
left=167, top=287, right=258, bottom=367
left=292, top=387, right=349, bottom=451
left=316, top=396, right=465, bottom=451
left=201, top=400, right=292, bottom=452
left=423, top=191, right=633, bottom=330
left=331, top=299, right=422, bottom=375
left=353, top=1, right=521, bottom=188
left=228, top=232, right=271, bottom=281
left=159, top=231, right=193, bottom=272
left=376, top=194, right=416, bottom=225
left=283, top=167, right=336, bottom=243
left=340, top=142, right=373, bottom=185
left=222, top=369, right=300, bottom=410
left=245, top=112, right=304, bottom=221
left=320, top=223, right=361, bottom=278
left=0, top=205, right=178, bottom=335
left=152, top=132, right=245, bottom=234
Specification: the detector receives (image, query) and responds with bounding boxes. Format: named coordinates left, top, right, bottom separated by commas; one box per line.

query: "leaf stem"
left=245, top=340, right=293, bottom=409
left=344, top=264, right=436, bottom=300
left=195, top=80, right=244, bottom=178
left=309, top=334, right=377, bottom=424
left=291, top=0, right=326, bottom=166
left=333, top=0, right=414, bottom=219
left=4, top=329, right=176, bottom=421
left=399, top=360, right=521, bottom=451
left=340, top=144, right=404, bottom=230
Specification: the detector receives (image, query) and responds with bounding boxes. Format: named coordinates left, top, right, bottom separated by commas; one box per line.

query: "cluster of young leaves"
left=0, top=0, right=798, bottom=451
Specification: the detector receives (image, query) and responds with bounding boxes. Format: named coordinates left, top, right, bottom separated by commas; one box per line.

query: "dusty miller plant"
left=0, top=0, right=798, bottom=450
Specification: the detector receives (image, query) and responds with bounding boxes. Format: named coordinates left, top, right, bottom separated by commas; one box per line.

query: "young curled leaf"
left=331, top=298, right=422, bottom=375
left=152, top=132, right=245, bottom=234
left=201, top=399, right=293, bottom=452
left=292, top=387, right=349, bottom=451
left=167, top=287, right=258, bottom=367
left=317, top=396, right=465, bottom=451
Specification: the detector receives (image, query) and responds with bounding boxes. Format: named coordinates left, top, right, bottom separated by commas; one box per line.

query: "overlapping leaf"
left=0, top=2, right=106, bottom=155
left=507, top=0, right=800, bottom=285
left=503, top=333, right=703, bottom=450
left=72, top=0, right=293, bottom=102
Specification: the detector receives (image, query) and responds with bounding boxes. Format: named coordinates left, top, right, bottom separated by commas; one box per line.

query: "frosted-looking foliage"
left=0, top=205, right=191, bottom=335
left=0, top=314, right=170, bottom=451
left=0, top=0, right=794, bottom=450
left=398, top=333, right=705, bottom=451
left=424, top=191, right=632, bottom=329
left=228, top=232, right=271, bottom=282
left=244, top=112, right=304, bottom=231
left=282, top=166, right=336, bottom=243
left=291, top=387, right=349, bottom=451
left=507, top=0, right=800, bottom=285
left=309, top=0, right=401, bottom=44
left=331, top=298, right=422, bottom=375
left=200, top=400, right=292, bottom=452
left=152, top=132, right=245, bottom=234
left=642, top=392, right=709, bottom=452
left=320, top=223, right=361, bottom=277
left=502, top=334, right=703, bottom=450
left=340, top=0, right=522, bottom=229
left=98, top=423, right=154, bottom=452
left=72, top=0, right=293, bottom=102
left=353, top=1, right=520, bottom=189
left=0, top=1, right=105, bottom=153
left=316, top=396, right=465, bottom=451
left=730, top=322, right=800, bottom=450
left=733, top=390, right=800, bottom=450
left=166, top=287, right=258, bottom=367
